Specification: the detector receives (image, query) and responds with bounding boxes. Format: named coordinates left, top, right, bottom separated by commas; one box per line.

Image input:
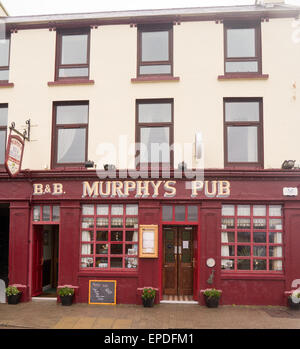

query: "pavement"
left=0, top=299, right=300, bottom=330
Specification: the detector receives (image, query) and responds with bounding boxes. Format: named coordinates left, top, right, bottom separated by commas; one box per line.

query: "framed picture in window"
left=139, top=225, right=158, bottom=258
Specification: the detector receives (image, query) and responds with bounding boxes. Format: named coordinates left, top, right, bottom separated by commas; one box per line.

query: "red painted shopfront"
left=1, top=169, right=300, bottom=306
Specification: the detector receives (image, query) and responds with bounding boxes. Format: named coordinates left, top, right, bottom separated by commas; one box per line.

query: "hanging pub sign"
left=5, top=132, right=25, bottom=177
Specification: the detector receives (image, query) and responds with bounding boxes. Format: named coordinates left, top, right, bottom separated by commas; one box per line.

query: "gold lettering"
left=53, top=183, right=63, bottom=195
left=136, top=181, right=150, bottom=197
left=205, top=181, right=217, bottom=197
left=191, top=181, right=204, bottom=197
left=123, top=181, right=136, bottom=196
left=217, top=181, right=230, bottom=197
left=83, top=181, right=99, bottom=197
left=111, top=181, right=124, bottom=197
left=164, top=181, right=176, bottom=197
left=99, top=181, right=111, bottom=197
left=150, top=181, right=162, bottom=197
left=33, top=183, right=43, bottom=195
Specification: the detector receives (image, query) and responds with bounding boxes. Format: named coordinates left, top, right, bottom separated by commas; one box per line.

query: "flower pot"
left=288, top=297, right=300, bottom=310
left=142, top=297, right=155, bottom=308
left=204, top=295, right=220, bottom=308
left=7, top=293, right=21, bottom=305
left=60, top=295, right=73, bottom=306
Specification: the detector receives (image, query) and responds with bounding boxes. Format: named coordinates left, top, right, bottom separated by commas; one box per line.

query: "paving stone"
left=92, top=317, right=115, bottom=329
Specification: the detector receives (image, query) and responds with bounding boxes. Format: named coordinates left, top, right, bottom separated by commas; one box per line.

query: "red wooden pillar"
left=137, top=200, right=160, bottom=304
left=283, top=201, right=300, bottom=303
left=9, top=201, right=30, bottom=301
left=58, top=201, right=81, bottom=301
left=199, top=201, right=222, bottom=304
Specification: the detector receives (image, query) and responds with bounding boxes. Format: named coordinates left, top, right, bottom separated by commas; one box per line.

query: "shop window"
left=224, top=98, right=263, bottom=168
left=0, top=34, right=10, bottom=82
left=224, top=21, right=261, bottom=75
left=0, top=104, right=8, bottom=165
left=80, top=204, right=139, bottom=270
left=137, top=24, right=173, bottom=76
left=56, top=29, right=90, bottom=80
left=136, top=99, right=173, bottom=168
left=32, top=205, right=60, bottom=222
left=52, top=102, right=89, bottom=168
left=162, top=205, right=198, bottom=222
left=221, top=204, right=283, bottom=272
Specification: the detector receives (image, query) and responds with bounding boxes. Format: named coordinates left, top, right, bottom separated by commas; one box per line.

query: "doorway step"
left=161, top=294, right=198, bottom=304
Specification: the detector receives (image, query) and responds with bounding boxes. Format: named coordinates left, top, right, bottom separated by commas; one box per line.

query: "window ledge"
left=221, top=273, right=285, bottom=281
left=48, top=79, right=95, bottom=86
left=0, top=82, right=14, bottom=88
left=131, top=76, right=180, bottom=83
left=218, top=74, right=269, bottom=80
left=78, top=271, right=139, bottom=278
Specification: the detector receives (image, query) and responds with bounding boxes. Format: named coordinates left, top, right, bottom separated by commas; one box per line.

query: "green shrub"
left=5, top=286, right=21, bottom=296
left=142, top=287, right=156, bottom=299
left=203, top=288, right=222, bottom=299
left=58, top=287, right=74, bottom=297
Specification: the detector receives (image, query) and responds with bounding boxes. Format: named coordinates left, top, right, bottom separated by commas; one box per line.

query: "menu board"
left=139, top=225, right=158, bottom=258
left=88, top=280, right=116, bottom=305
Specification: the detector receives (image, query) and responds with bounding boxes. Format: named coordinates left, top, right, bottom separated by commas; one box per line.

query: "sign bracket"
left=9, top=119, right=31, bottom=141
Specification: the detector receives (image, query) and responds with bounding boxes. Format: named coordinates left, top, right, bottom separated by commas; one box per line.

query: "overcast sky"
left=1, top=0, right=300, bottom=16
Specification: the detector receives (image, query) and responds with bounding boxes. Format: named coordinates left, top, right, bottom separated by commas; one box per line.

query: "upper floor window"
left=0, top=104, right=8, bottom=165
left=224, top=22, right=261, bottom=75
left=224, top=98, right=263, bottom=168
left=137, top=24, right=173, bottom=76
left=52, top=102, right=88, bottom=168
left=0, top=35, right=10, bottom=82
left=136, top=99, right=173, bottom=168
left=56, top=29, right=90, bottom=80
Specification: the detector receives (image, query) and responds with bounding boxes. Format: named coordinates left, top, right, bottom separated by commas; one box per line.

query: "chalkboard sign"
left=88, top=280, right=116, bottom=305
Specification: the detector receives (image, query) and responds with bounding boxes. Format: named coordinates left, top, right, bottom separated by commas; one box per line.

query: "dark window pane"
left=237, top=245, right=250, bottom=256
left=126, top=231, right=138, bottom=242
left=42, top=206, right=50, bottom=221
left=187, top=206, right=198, bottom=221
left=0, top=38, right=9, bottom=66
left=162, top=206, right=173, bottom=221
left=227, top=28, right=256, bottom=58
left=138, top=103, right=172, bottom=123
left=253, top=246, right=266, bottom=256
left=56, top=105, right=88, bottom=124
left=111, top=244, right=123, bottom=254
left=111, top=231, right=123, bottom=241
left=141, top=31, right=169, bottom=62
left=95, top=257, right=108, bottom=268
left=61, top=34, right=88, bottom=64
left=253, top=231, right=266, bottom=243
left=140, top=127, right=170, bottom=163
left=253, top=259, right=266, bottom=270
left=110, top=257, right=123, bottom=268
left=237, top=231, right=250, bottom=242
left=96, top=231, right=108, bottom=241
left=225, top=102, right=260, bottom=122
left=175, top=205, right=185, bottom=221
left=57, top=128, right=86, bottom=163
left=269, top=232, right=282, bottom=244
left=237, top=259, right=250, bottom=270
left=33, top=206, right=40, bottom=222
left=96, top=244, right=108, bottom=255
left=227, top=126, right=258, bottom=162
left=221, top=231, right=235, bottom=243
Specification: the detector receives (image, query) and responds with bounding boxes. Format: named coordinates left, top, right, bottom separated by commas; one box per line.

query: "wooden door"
left=32, top=226, right=43, bottom=296
left=163, top=226, right=194, bottom=296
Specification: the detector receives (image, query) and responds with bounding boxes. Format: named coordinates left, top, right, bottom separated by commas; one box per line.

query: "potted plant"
left=141, top=287, right=156, bottom=307
left=203, top=288, right=222, bottom=308
left=288, top=291, right=300, bottom=310
left=58, top=287, right=74, bottom=306
left=6, top=286, right=22, bottom=305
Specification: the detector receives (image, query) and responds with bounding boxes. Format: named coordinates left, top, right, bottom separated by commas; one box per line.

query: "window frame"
left=137, top=24, right=173, bottom=77
left=223, top=97, right=264, bottom=169
left=135, top=99, right=174, bottom=169
left=80, top=204, right=139, bottom=271
left=223, top=21, right=262, bottom=76
left=51, top=101, right=89, bottom=168
left=0, top=33, right=11, bottom=83
left=0, top=104, right=8, bottom=167
left=55, top=28, right=91, bottom=81
left=221, top=204, right=284, bottom=273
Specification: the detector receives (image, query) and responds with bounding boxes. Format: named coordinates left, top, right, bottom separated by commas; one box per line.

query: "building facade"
left=0, top=1, right=300, bottom=305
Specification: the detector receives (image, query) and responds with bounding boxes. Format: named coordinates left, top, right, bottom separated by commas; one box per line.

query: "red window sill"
left=48, top=79, right=95, bottom=86
left=131, top=76, right=180, bottom=83
left=221, top=272, right=285, bottom=281
left=78, top=270, right=139, bottom=278
left=0, top=82, right=14, bottom=88
left=218, top=74, right=269, bottom=80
